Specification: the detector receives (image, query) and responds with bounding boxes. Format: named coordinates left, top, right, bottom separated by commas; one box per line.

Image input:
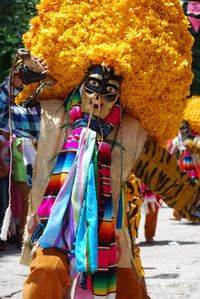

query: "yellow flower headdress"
left=184, top=96, right=200, bottom=134
left=17, top=0, right=193, bottom=144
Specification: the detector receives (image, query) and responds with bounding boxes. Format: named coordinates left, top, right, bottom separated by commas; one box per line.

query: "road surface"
left=0, top=205, right=200, bottom=298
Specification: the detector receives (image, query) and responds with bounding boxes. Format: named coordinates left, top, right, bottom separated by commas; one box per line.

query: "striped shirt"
left=0, top=78, right=41, bottom=140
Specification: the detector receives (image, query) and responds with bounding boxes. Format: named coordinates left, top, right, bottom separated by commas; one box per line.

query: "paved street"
left=0, top=205, right=200, bottom=298
left=0, top=243, right=28, bottom=299
left=138, top=206, right=200, bottom=299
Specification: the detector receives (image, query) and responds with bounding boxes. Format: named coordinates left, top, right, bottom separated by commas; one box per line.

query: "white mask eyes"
left=106, top=85, right=118, bottom=93
left=88, top=79, right=100, bottom=87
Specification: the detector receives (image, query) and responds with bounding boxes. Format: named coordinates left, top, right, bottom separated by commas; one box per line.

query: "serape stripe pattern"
left=179, top=133, right=199, bottom=183
left=37, top=88, right=121, bottom=298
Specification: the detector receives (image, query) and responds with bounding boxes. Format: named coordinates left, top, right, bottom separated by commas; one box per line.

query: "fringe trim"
left=0, top=206, right=11, bottom=240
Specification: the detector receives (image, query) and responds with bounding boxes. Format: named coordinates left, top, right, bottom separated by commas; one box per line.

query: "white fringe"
left=30, top=241, right=39, bottom=256
left=0, top=206, right=11, bottom=241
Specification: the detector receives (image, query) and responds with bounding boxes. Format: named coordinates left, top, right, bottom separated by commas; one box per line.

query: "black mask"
left=85, top=64, right=122, bottom=102
left=180, top=120, right=191, bottom=139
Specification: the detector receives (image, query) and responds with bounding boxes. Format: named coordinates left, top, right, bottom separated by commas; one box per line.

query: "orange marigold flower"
left=184, top=96, right=200, bottom=135
left=16, top=0, right=193, bottom=144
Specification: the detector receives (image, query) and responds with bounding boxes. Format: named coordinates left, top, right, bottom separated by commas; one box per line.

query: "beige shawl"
left=20, top=103, right=147, bottom=268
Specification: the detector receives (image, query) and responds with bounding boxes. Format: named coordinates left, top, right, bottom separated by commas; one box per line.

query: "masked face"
left=180, top=120, right=191, bottom=140
left=81, top=64, right=122, bottom=119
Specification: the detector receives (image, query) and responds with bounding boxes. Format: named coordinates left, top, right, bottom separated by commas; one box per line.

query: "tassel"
left=30, top=241, right=39, bottom=256
left=0, top=206, right=11, bottom=241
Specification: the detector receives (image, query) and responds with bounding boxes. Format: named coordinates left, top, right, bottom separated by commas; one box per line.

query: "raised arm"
left=0, top=52, right=55, bottom=140
left=0, top=78, right=41, bottom=140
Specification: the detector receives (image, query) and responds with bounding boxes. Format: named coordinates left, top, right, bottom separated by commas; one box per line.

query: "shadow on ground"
left=0, top=242, right=21, bottom=258
left=139, top=240, right=200, bottom=247
left=170, top=221, right=200, bottom=226
left=146, top=273, right=180, bottom=279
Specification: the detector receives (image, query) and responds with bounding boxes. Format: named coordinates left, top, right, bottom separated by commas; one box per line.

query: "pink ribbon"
left=188, top=16, right=200, bottom=32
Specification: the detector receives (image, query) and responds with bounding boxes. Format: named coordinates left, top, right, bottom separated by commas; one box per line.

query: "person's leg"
left=116, top=267, right=150, bottom=299
left=23, top=247, right=71, bottom=299
left=144, top=203, right=158, bottom=243
left=171, top=209, right=181, bottom=221
left=17, top=182, right=30, bottom=244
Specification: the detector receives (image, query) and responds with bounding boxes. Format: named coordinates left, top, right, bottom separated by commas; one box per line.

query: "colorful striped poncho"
left=35, top=88, right=121, bottom=298
left=171, top=131, right=199, bottom=183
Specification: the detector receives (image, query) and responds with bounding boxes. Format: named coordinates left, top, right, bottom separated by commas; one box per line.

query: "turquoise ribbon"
left=39, top=128, right=98, bottom=273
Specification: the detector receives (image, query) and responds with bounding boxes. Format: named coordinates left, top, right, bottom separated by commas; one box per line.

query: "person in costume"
left=1, top=1, right=200, bottom=299
left=11, top=137, right=30, bottom=246
left=168, top=0, right=200, bottom=220
left=168, top=121, right=200, bottom=220
left=1, top=62, right=151, bottom=299
left=1, top=59, right=200, bottom=299
left=141, top=184, right=162, bottom=243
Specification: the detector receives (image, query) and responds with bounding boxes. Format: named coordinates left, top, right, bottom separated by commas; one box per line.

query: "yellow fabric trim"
left=125, top=174, right=143, bottom=240
left=134, top=244, right=145, bottom=278
left=124, top=174, right=145, bottom=277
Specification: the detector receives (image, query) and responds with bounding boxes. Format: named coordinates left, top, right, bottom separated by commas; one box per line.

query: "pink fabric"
left=188, top=16, right=200, bottom=32
left=104, top=105, right=121, bottom=127
left=187, top=2, right=200, bottom=15
left=38, top=197, right=56, bottom=217
left=69, top=106, right=83, bottom=122
left=74, top=278, right=94, bottom=299
left=62, top=128, right=82, bottom=150
left=142, top=183, right=162, bottom=210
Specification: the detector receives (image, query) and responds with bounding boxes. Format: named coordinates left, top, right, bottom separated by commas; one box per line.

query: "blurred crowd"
left=0, top=129, right=37, bottom=250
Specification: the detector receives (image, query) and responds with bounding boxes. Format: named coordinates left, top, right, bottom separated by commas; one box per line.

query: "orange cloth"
left=23, top=247, right=71, bottom=299
left=134, top=244, right=145, bottom=278
left=116, top=268, right=150, bottom=299
left=23, top=248, right=150, bottom=299
left=144, top=203, right=158, bottom=241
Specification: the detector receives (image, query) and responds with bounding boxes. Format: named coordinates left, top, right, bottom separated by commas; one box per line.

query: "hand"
left=26, top=56, right=57, bottom=86
left=12, top=73, right=24, bottom=89
left=12, top=56, right=56, bottom=87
